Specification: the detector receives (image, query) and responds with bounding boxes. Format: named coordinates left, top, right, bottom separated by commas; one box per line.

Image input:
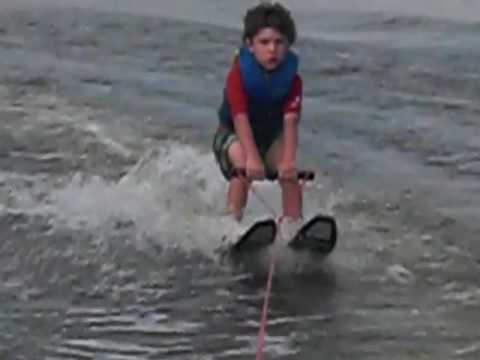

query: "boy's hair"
left=242, top=2, right=297, bottom=45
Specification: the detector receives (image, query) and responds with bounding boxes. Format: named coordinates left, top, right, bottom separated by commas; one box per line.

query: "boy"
left=213, top=2, right=303, bottom=223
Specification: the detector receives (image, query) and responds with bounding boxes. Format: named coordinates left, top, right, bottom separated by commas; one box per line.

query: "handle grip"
left=231, top=168, right=315, bottom=181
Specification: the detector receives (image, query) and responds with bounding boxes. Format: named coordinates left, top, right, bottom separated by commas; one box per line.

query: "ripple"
left=63, top=338, right=157, bottom=356
left=246, top=314, right=332, bottom=328
left=386, top=264, right=415, bottom=285
left=426, top=153, right=473, bottom=166
left=454, top=343, right=480, bottom=357
left=218, top=334, right=299, bottom=357
left=88, top=321, right=204, bottom=336
left=442, top=287, right=480, bottom=306
left=458, top=161, right=480, bottom=175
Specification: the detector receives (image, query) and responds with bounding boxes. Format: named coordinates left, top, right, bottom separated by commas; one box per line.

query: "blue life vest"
left=237, top=46, right=298, bottom=105
left=218, top=47, right=299, bottom=148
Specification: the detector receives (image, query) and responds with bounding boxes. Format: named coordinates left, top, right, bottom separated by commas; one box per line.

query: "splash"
left=45, top=142, right=323, bottom=256
left=47, top=142, right=230, bottom=254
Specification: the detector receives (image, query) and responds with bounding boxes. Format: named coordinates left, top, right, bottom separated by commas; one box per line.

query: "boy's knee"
left=228, top=141, right=246, bottom=167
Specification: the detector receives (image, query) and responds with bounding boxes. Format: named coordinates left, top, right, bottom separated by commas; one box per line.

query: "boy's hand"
left=246, top=156, right=265, bottom=180
left=278, top=161, right=297, bottom=181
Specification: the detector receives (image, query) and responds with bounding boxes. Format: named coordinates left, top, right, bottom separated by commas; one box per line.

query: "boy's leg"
left=226, top=141, right=249, bottom=221
left=213, top=128, right=249, bottom=221
left=265, top=137, right=302, bottom=220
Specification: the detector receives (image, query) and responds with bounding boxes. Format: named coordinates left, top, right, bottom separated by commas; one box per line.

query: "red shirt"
left=225, top=58, right=303, bottom=118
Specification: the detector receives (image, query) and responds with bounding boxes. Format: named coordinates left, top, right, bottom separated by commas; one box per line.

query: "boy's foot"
left=278, top=216, right=303, bottom=243
left=219, top=210, right=247, bottom=244
left=224, top=205, right=244, bottom=222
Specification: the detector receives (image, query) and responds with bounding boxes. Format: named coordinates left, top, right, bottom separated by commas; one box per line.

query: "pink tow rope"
left=233, top=169, right=309, bottom=359
left=249, top=184, right=287, bottom=360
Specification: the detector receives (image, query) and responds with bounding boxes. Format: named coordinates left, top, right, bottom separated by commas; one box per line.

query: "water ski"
left=230, top=218, right=277, bottom=252
left=230, top=214, right=337, bottom=255
left=288, top=214, right=337, bottom=255
left=228, top=168, right=337, bottom=255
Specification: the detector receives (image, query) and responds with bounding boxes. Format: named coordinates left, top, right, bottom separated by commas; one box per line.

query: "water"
left=1, top=1, right=479, bottom=359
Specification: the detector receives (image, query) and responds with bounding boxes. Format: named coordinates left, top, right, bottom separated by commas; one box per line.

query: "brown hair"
left=242, top=2, right=297, bottom=45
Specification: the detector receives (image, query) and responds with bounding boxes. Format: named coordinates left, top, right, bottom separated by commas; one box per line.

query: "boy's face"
left=247, top=27, right=288, bottom=71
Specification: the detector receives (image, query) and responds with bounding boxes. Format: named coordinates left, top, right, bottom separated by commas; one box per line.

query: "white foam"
left=46, top=142, right=219, bottom=252
left=44, top=141, right=303, bottom=255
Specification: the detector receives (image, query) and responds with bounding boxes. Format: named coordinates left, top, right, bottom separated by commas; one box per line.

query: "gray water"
left=1, top=1, right=479, bottom=359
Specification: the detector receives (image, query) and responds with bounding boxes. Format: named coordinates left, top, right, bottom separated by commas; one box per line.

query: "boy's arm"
left=282, top=113, right=299, bottom=165
left=282, top=75, right=302, bottom=166
left=233, top=114, right=262, bottom=162
left=226, top=59, right=262, bottom=163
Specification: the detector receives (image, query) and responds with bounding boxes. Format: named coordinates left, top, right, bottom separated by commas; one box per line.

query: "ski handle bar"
left=231, top=168, right=315, bottom=181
